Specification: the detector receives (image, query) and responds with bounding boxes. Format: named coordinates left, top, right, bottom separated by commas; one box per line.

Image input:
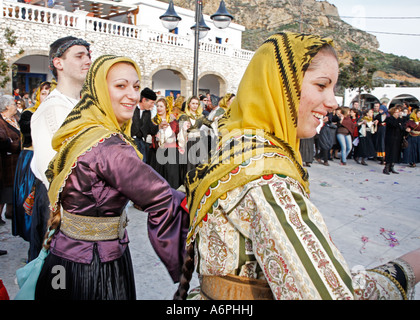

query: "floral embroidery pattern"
left=193, top=166, right=410, bottom=300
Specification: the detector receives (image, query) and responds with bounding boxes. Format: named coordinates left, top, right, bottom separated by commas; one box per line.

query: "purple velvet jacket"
left=49, top=134, right=189, bottom=282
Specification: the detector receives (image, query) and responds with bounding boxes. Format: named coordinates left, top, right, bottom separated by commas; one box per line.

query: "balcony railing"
left=2, top=1, right=79, bottom=27
left=1, top=0, right=253, bottom=60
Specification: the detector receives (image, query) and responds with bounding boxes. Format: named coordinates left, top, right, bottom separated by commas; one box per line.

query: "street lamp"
left=211, top=0, right=234, bottom=29
left=160, top=0, right=234, bottom=96
left=159, top=0, right=182, bottom=31
left=190, top=13, right=210, bottom=40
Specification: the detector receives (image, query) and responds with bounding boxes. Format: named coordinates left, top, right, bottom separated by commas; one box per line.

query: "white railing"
left=1, top=0, right=253, bottom=60
left=146, top=29, right=190, bottom=48
left=85, top=16, right=142, bottom=39
left=2, top=1, right=79, bottom=27
left=200, top=42, right=227, bottom=55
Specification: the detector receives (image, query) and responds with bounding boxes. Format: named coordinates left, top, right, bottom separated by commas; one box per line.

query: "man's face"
left=54, top=45, right=92, bottom=84
left=139, top=97, right=155, bottom=111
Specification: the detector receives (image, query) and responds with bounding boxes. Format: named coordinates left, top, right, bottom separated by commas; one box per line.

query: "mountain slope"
left=166, top=0, right=420, bottom=85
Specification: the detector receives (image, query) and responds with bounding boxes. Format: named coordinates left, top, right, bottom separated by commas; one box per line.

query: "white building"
left=0, top=0, right=253, bottom=98
left=344, top=84, right=420, bottom=109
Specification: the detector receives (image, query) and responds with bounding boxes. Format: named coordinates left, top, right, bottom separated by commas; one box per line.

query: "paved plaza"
left=1, top=158, right=419, bottom=300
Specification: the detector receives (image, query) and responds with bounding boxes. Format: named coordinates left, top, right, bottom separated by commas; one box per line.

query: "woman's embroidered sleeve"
left=352, top=258, right=416, bottom=300
left=242, top=181, right=355, bottom=300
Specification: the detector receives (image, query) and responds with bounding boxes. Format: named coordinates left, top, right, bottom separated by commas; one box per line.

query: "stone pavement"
left=1, top=158, right=419, bottom=300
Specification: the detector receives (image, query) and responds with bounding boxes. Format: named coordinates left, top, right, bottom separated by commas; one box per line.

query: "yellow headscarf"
left=166, top=95, right=174, bottom=110
left=409, top=109, right=420, bottom=122
left=26, top=80, right=55, bottom=114
left=153, top=97, right=172, bottom=125
left=185, top=32, right=334, bottom=244
left=46, top=55, right=142, bottom=212
left=184, top=95, right=203, bottom=120
left=171, top=95, right=185, bottom=120
left=218, top=93, right=234, bottom=110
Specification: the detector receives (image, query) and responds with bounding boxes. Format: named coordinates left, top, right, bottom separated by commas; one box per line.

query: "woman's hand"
left=182, top=121, right=191, bottom=131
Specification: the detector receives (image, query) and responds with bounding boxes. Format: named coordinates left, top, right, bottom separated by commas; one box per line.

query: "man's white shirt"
left=30, top=89, right=79, bottom=189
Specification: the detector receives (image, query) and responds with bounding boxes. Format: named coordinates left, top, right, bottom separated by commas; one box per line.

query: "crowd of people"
left=0, top=33, right=419, bottom=300
left=300, top=101, right=420, bottom=174
left=130, top=87, right=235, bottom=191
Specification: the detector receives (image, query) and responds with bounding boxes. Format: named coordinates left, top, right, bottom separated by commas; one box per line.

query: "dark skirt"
left=152, top=146, right=182, bottom=189
left=179, top=136, right=209, bottom=182
left=356, top=132, right=376, bottom=158
left=12, top=149, right=36, bottom=241
left=374, top=126, right=386, bottom=153
left=402, top=135, right=420, bottom=164
left=35, top=246, right=136, bottom=300
left=299, top=137, right=315, bottom=163
left=28, top=179, right=50, bottom=261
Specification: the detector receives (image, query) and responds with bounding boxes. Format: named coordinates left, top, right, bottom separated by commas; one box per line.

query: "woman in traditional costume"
left=34, top=55, right=188, bottom=300
left=349, top=107, right=359, bottom=160
left=373, top=105, right=387, bottom=164
left=174, top=32, right=419, bottom=300
left=355, top=109, right=377, bottom=165
left=151, top=97, right=182, bottom=189
left=177, top=96, right=216, bottom=180
left=12, top=81, right=51, bottom=243
left=402, top=109, right=420, bottom=167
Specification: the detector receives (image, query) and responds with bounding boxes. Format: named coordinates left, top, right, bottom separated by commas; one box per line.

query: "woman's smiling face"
left=107, top=62, right=140, bottom=126
left=156, top=101, right=167, bottom=117
left=297, top=50, right=339, bottom=139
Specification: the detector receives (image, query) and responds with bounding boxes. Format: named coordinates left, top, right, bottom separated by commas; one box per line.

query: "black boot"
left=383, top=164, right=390, bottom=175
left=390, top=164, right=399, bottom=174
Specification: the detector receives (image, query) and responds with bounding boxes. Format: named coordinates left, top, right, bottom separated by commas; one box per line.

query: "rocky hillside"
left=164, top=0, right=420, bottom=85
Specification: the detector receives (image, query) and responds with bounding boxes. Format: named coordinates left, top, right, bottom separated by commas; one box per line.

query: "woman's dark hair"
left=173, top=243, right=195, bottom=300
left=389, top=105, right=402, bottom=116
left=304, top=44, right=337, bottom=73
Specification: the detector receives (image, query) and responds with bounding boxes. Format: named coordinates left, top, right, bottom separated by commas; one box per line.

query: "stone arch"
left=198, top=71, right=228, bottom=97
left=9, top=49, right=49, bottom=64
left=350, top=93, right=379, bottom=109
left=389, top=93, right=420, bottom=109
left=10, top=49, right=50, bottom=97
left=150, top=65, right=188, bottom=97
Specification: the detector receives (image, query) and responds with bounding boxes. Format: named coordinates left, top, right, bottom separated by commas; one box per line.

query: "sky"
left=326, top=0, right=420, bottom=60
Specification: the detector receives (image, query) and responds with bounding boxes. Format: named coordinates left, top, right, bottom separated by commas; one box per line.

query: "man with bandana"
left=28, top=36, right=91, bottom=261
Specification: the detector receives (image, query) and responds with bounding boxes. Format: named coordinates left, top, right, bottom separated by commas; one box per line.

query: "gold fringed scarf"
left=409, top=110, right=420, bottom=122
left=185, top=32, right=333, bottom=244
left=46, top=55, right=142, bottom=212
left=362, top=115, right=373, bottom=122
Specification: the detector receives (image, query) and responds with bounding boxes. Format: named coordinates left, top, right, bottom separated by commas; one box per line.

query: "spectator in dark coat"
left=383, top=105, right=405, bottom=174
left=0, top=95, right=21, bottom=221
